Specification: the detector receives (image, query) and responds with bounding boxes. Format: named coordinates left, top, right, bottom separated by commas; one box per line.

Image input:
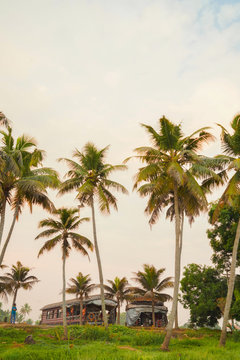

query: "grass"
left=0, top=324, right=240, bottom=359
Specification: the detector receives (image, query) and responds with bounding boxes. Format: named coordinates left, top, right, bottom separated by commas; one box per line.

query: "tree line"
left=0, top=110, right=240, bottom=350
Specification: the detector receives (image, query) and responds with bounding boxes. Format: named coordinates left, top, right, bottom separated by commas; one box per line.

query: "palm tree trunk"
left=0, top=206, right=18, bottom=267
left=219, top=218, right=240, bottom=346
left=80, top=297, right=83, bottom=325
left=175, top=211, right=184, bottom=330
left=151, top=292, right=155, bottom=327
left=90, top=197, right=108, bottom=328
left=10, top=288, right=18, bottom=323
left=0, top=198, right=7, bottom=247
left=11, top=288, right=18, bottom=309
left=161, top=183, right=181, bottom=351
left=62, top=251, right=68, bottom=338
left=117, top=299, right=120, bottom=325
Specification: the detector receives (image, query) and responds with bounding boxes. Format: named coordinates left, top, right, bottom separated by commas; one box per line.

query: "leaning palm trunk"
left=62, top=251, right=68, bottom=338
left=0, top=198, right=7, bottom=247
left=161, top=184, right=181, bottom=350
left=0, top=206, right=19, bottom=267
left=80, top=297, right=83, bottom=325
left=90, top=198, right=108, bottom=328
left=219, top=218, right=240, bottom=346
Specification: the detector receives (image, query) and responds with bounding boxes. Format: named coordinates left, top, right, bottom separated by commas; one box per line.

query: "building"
left=40, top=295, right=117, bottom=325
left=126, top=296, right=168, bottom=327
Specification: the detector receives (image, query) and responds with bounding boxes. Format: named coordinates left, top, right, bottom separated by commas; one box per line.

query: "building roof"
left=40, top=295, right=117, bottom=310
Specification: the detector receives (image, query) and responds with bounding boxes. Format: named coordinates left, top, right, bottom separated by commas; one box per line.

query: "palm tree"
left=20, top=303, right=32, bottom=321
left=0, top=261, right=38, bottom=314
left=59, top=142, right=128, bottom=327
left=0, top=111, right=10, bottom=127
left=66, top=272, right=96, bottom=325
left=36, top=207, right=93, bottom=337
left=129, top=264, right=173, bottom=327
left=103, top=277, right=130, bottom=325
left=0, top=127, right=59, bottom=266
left=212, top=114, right=240, bottom=346
left=128, top=116, right=221, bottom=349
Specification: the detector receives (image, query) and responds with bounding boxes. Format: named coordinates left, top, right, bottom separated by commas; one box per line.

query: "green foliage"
left=1, top=325, right=240, bottom=359
left=0, top=302, right=10, bottom=322
left=180, top=264, right=227, bottom=327
left=207, top=203, right=240, bottom=274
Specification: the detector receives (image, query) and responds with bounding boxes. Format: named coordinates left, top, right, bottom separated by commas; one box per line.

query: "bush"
left=131, top=330, right=165, bottom=346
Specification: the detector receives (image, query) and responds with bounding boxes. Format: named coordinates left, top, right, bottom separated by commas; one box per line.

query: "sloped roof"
left=40, top=295, right=117, bottom=310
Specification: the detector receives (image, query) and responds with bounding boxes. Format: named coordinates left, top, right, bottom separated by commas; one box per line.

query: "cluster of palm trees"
left=66, top=265, right=173, bottom=327
left=0, top=110, right=240, bottom=350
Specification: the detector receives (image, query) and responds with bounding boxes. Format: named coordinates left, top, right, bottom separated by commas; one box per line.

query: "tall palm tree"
left=129, top=264, right=173, bottom=327
left=66, top=272, right=96, bottom=325
left=36, top=207, right=93, bottom=337
left=0, top=127, right=59, bottom=266
left=103, top=277, right=130, bottom=325
left=129, top=116, right=221, bottom=349
left=0, top=261, right=38, bottom=313
left=212, top=114, right=240, bottom=346
left=59, top=142, right=128, bottom=327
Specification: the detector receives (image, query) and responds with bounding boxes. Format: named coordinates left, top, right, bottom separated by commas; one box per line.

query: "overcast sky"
left=1, top=0, right=240, bottom=325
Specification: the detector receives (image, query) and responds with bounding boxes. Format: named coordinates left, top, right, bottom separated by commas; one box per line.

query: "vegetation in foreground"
left=1, top=325, right=240, bottom=360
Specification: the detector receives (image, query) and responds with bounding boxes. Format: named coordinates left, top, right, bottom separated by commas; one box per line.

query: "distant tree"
left=0, top=111, right=10, bottom=127
left=66, top=272, right=96, bottom=325
left=130, top=264, right=173, bottom=327
left=103, top=277, right=131, bottom=325
left=36, top=207, right=93, bottom=338
left=207, top=203, right=240, bottom=277
left=180, top=263, right=227, bottom=327
left=0, top=261, right=39, bottom=313
left=0, top=302, right=10, bottom=322
left=20, top=303, right=32, bottom=321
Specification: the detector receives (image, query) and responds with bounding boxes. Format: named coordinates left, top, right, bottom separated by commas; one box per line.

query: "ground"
left=0, top=323, right=240, bottom=359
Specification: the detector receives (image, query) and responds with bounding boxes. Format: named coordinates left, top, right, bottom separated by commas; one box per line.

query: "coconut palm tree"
left=103, top=277, right=131, bottom=325
left=66, top=272, right=96, bottom=325
left=0, top=111, right=10, bottom=127
left=0, top=127, right=59, bottom=266
left=0, top=261, right=38, bottom=314
left=128, top=116, right=223, bottom=349
left=36, top=207, right=93, bottom=337
left=59, top=142, right=128, bottom=327
left=129, top=265, right=173, bottom=327
left=212, top=114, right=240, bottom=346
left=20, top=303, right=32, bottom=321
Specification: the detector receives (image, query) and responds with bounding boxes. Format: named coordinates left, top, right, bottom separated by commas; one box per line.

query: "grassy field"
left=0, top=324, right=240, bottom=359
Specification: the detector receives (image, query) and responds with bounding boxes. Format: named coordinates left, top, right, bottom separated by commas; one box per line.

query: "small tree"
left=180, top=264, right=227, bottom=327
left=103, top=277, right=131, bottom=325
left=66, top=272, right=96, bottom=325
left=20, top=303, right=32, bottom=321
left=0, top=261, right=39, bottom=315
left=130, top=264, right=173, bottom=327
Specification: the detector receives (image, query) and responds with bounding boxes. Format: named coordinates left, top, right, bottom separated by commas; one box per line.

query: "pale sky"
left=1, top=0, right=240, bottom=325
